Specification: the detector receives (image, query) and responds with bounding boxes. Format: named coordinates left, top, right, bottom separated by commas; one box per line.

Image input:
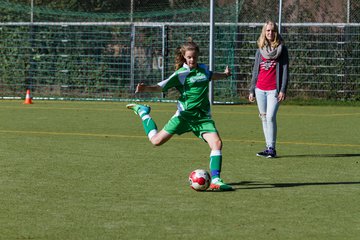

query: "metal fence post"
left=209, top=0, right=215, bottom=104
left=278, top=0, right=282, bottom=33
left=130, top=24, right=135, bottom=93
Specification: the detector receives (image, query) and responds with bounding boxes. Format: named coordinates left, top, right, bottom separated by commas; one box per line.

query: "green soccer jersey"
left=157, top=63, right=213, bottom=116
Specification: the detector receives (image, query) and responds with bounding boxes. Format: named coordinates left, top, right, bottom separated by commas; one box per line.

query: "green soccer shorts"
left=163, top=113, right=218, bottom=140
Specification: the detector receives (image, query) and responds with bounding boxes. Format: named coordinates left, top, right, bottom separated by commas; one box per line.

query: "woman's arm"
left=280, top=46, right=289, bottom=94
left=249, top=50, right=260, bottom=95
left=248, top=50, right=261, bottom=103
left=278, top=47, right=289, bottom=102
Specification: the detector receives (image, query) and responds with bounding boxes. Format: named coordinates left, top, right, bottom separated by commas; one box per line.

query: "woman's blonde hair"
left=174, top=37, right=200, bottom=70
left=257, top=21, right=282, bottom=49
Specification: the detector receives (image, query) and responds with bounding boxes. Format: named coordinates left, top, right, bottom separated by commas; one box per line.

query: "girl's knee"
left=149, top=132, right=172, bottom=146
left=259, top=113, right=266, bottom=121
left=203, top=132, right=222, bottom=150
left=211, top=139, right=222, bottom=150
left=259, top=113, right=276, bottom=122
left=150, top=137, right=163, bottom=146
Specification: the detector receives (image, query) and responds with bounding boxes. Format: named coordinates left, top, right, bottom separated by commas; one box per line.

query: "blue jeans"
left=255, top=88, right=280, bottom=149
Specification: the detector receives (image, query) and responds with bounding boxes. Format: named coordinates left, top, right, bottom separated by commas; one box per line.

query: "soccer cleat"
left=126, top=103, right=151, bottom=116
left=209, top=178, right=233, bottom=191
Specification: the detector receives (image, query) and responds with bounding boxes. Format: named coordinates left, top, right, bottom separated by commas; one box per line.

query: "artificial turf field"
left=0, top=100, right=359, bottom=240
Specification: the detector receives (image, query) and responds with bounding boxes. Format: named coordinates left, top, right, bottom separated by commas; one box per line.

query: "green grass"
left=0, top=100, right=359, bottom=240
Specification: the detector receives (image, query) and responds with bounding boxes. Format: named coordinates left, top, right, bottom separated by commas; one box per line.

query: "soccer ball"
left=189, top=169, right=211, bottom=191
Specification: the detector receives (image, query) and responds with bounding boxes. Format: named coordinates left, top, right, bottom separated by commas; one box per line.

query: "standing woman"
left=248, top=20, right=289, bottom=158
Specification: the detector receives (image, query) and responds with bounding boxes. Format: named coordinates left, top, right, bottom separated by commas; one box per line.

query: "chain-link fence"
left=2, top=0, right=359, bottom=23
left=0, top=0, right=359, bottom=102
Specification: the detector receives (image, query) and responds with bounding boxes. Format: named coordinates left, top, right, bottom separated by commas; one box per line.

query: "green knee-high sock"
left=141, top=114, right=158, bottom=139
left=209, top=150, right=222, bottom=180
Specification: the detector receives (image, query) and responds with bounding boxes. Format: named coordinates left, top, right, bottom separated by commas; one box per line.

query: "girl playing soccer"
left=126, top=39, right=233, bottom=191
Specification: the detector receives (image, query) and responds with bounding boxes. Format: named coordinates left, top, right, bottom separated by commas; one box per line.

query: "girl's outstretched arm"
left=135, top=83, right=162, bottom=93
left=212, top=66, right=232, bottom=80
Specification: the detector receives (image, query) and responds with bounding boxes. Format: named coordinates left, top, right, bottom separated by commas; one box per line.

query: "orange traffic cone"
left=24, top=89, right=33, bottom=104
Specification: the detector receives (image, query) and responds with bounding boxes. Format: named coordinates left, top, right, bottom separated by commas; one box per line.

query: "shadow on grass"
left=228, top=181, right=360, bottom=190
left=278, top=153, right=360, bottom=158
